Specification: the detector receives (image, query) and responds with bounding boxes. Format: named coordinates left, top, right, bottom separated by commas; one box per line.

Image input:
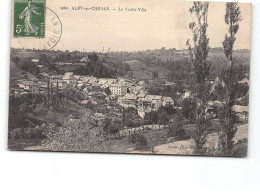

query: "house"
left=74, top=75, right=81, bottom=80
left=62, top=72, right=77, bottom=85
left=137, top=93, right=146, bottom=99
left=118, top=93, right=137, bottom=108
left=151, top=99, right=162, bottom=111
left=31, top=59, right=39, bottom=63
left=87, top=76, right=99, bottom=84
left=144, top=95, right=163, bottom=102
left=109, top=82, right=128, bottom=96
left=39, top=72, right=49, bottom=78
left=98, top=78, right=108, bottom=87
left=50, top=75, right=63, bottom=83
left=137, top=106, right=152, bottom=119
left=182, top=90, right=192, bottom=99
left=137, top=107, right=146, bottom=119
left=140, top=98, right=152, bottom=108
left=139, top=95, right=163, bottom=111
left=92, top=83, right=102, bottom=92
left=80, top=56, right=90, bottom=63
left=18, top=80, right=40, bottom=94
left=106, top=79, right=117, bottom=86
left=77, top=81, right=86, bottom=89
left=98, top=78, right=117, bottom=88
left=118, top=78, right=135, bottom=84
left=162, top=97, right=174, bottom=106
left=51, top=80, right=68, bottom=90
left=81, top=76, right=91, bottom=84
left=132, top=86, right=143, bottom=94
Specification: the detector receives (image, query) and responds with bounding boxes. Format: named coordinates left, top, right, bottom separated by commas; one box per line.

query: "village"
left=11, top=65, right=249, bottom=122
left=12, top=70, right=177, bottom=119
left=8, top=46, right=250, bottom=155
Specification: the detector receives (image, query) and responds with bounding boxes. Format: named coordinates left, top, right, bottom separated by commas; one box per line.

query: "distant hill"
left=10, top=47, right=251, bottom=69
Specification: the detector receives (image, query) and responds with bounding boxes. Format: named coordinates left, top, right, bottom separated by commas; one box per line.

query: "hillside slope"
left=9, top=62, right=34, bottom=80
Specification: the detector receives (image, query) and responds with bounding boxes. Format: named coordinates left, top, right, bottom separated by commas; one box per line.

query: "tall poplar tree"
left=187, top=1, right=211, bottom=153
left=218, top=2, right=242, bottom=155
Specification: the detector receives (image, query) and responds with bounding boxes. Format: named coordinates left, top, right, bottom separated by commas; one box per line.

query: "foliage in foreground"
left=9, top=124, right=55, bottom=140
left=129, top=133, right=148, bottom=148
left=43, top=114, right=110, bottom=152
left=168, top=111, right=185, bottom=138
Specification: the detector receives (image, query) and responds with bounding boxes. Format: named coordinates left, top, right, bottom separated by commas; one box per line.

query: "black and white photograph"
left=8, top=0, right=251, bottom=157
left=1, top=0, right=260, bottom=192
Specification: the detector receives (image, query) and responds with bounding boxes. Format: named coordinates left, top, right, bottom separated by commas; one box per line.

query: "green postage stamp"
left=13, top=0, right=46, bottom=38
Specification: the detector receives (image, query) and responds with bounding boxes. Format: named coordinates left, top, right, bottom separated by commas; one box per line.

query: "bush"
left=129, top=133, right=148, bottom=148
left=9, top=124, right=55, bottom=139
left=167, top=112, right=185, bottom=138
left=43, top=114, right=110, bottom=152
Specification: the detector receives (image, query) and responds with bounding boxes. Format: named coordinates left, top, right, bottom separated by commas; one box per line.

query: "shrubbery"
left=129, top=133, right=148, bottom=148
left=167, top=112, right=185, bottom=138
left=43, top=114, right=110, bottom=152
left=9, top=124, right=56, bottom=140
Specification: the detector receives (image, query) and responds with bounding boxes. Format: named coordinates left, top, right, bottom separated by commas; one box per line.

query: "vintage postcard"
left=9, top=0, right=251, bottom=157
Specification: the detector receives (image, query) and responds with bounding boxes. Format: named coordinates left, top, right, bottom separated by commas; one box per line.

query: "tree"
left=158, top=108, right=169, bottom=128
left=144, top=111, right=158, bottom=125
left=103, top=118, right=121, bottom=140
left=121, top=108, right=126, bottom=126
left=158, top=106, right=176, bottom=116
left=124, top=108, right=141, bottom=127
left=20, top=60, right=40, bottom=75
left=39, top=54, right=50, bottom=65
left=43, top=113, right=110, bottom=152
left=129, top=133, right=148, bottom=148
left=218, top=2, right=242, bottom=155
left=181, top=98, right=196, bottom=122
left=103, top=118, right=112, bottom=138
left=110, top=120, right=121, bottom=137
left=128, top=71, right=134, bottom=79
left=11, top=56, right=19, bottom=64
left=152, top=71, right=159, bottom=80
left=88, top=53, right=99, bottom=63
left=104, top=87, right=111, bottom=96
left=187, top=1, right=211, bottom=154
left=168, top=111, right=185, bottom=138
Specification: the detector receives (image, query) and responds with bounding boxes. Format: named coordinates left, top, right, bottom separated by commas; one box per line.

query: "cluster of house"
left=13, top=72, right=176, bottom=118
left=12, top=71, right=249, bottom=121
left=118, top=93, right=175, bottom=118
left=16, top=80, right=42, bottom=94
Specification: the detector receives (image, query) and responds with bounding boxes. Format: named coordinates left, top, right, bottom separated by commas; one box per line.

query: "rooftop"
left=163, top=97, right=174, bottom=103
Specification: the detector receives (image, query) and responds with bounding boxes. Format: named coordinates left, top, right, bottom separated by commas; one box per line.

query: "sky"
left=12, top=0, right=252, bottom=52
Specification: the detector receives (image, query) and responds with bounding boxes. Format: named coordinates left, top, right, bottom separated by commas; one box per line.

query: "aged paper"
left=9, top=0, right=251, bottom=157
